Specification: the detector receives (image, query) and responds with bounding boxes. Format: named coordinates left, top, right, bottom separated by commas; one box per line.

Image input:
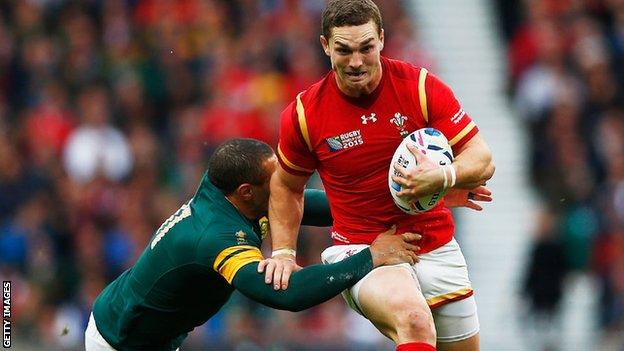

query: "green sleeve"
left=231, top=249, right=373, bottom=311
left=301, top=189, right=332, bottom=227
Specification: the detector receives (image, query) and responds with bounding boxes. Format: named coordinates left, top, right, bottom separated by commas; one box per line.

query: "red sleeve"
left=277, top=101, right=317, bottom=176
left=425, top=72, right=479, bottom=153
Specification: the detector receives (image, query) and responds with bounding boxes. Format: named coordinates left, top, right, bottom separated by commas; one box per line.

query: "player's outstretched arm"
left=232, top=229, right=420, bottom=312
left=301, top=189, right=332, bottom=226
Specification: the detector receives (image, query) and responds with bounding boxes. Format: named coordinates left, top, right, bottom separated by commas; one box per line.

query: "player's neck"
left=225, top=195, right=256, bottom=220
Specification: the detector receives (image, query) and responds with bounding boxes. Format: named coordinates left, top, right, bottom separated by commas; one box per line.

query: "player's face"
left=321, top=20, right=384, bottom=97
left=251, top=155, right=278, bottom=217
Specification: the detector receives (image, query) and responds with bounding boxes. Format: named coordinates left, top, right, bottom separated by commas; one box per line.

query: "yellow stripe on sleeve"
left=448, top=121, right=476, bottom=146
left=295, top=92, right=313, bottom=151
left=426, top=288, right=473, bottom=307
left=277, top=144, right=314, bottom=173
left=213, top=245, right=263, bottom=284
left=418, top=68, right=429, bottom=122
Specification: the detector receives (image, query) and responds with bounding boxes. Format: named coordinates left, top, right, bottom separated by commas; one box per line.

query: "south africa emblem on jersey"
left=258, top=216, right=270, bottom=240
left=235, top=230, right=247, bottom=244
left=390, top=113, right=409, bottom=137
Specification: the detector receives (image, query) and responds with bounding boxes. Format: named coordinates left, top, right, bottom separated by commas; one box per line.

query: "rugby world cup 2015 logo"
left=325, top=129, right=364, bottom=152
left=391, top=113, right=409, bottom=137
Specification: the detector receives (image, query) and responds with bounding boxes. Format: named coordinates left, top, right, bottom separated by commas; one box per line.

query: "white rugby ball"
left=388, top=128, right=454, bottom=214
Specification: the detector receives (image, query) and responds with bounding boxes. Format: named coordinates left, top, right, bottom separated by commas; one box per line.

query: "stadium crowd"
left=0, top=1, right=430, bottom=350
left=499, top=0, right=624, bottom=348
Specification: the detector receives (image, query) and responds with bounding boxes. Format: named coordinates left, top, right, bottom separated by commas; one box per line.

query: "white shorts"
left=85, top=313, right=117, bottom=351
left=321, top=238, right=479, bottom=342
left=84, top=313, right=180, bottom=351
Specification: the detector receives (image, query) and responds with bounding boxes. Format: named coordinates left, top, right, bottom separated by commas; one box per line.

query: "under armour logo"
left=361, top=113, right=377, bottom=124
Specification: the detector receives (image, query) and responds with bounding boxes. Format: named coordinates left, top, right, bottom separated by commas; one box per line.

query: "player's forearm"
left=233, top=249, right=373, bottom=312
left=452, top=135, right=495, bottom=189
left=301, top=189, right=332, bottom=227
left=269, top=176, right=304, bottom=250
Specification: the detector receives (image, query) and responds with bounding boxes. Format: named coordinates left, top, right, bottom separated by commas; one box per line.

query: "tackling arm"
left=232, top=249, right=373, bottom=312
left=232, top=229, right=420, bottom=311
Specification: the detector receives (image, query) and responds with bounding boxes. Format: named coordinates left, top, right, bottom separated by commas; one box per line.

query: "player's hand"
left=369, top=225, right=421, bottom=267
left=258, top=255, right=302, bottom=291
left=444, top=185, right=492, bottom=211
left=391, top=144, right=444, bottom=200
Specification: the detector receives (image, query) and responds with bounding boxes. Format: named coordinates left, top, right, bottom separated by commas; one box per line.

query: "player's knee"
left=394, top=305, right=436, bottom=343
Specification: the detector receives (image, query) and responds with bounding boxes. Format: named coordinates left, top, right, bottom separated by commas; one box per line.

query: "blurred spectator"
left=499, top=0, right=624, bottom=345
left=63, top=86, right=133, bottom=184
left=521, top=207, right=568, bottom=351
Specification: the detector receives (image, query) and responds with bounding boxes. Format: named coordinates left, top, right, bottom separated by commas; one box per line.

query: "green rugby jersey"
left=92, top=173, right=370, bottom=351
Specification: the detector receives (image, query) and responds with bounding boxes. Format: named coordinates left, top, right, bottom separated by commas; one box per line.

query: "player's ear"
left=236, top=184, right=254, bottom=201
left=379, top=29, right=385, bottom=51
left=320, top=35, right=330, bottom=56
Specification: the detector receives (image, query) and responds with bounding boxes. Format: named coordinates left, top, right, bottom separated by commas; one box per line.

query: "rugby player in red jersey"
left=265, top=1, right=495, bottom=350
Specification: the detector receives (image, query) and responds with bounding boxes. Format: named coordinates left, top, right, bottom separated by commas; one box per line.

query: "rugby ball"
left=388, top=128, right=454, bottom=214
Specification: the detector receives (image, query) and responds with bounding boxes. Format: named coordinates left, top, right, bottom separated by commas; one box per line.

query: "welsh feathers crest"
left=390, top=113, right=409, bottom=137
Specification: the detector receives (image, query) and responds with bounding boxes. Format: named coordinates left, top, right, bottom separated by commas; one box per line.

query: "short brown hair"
left=321, top=0, right=383, bottom=39
left=208, top=138, right=274, bottom=195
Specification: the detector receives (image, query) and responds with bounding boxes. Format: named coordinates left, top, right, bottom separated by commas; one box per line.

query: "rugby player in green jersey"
left=85, top=138, right=421, bottom=351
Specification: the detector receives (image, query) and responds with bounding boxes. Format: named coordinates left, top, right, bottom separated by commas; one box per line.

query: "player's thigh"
left=437, top=334, right=479, bottom=351
left=357, top=265, right=435, bottom=343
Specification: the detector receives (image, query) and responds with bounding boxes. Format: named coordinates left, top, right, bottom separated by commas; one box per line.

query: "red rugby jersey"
left=277, top=57, right=479, bottom=253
